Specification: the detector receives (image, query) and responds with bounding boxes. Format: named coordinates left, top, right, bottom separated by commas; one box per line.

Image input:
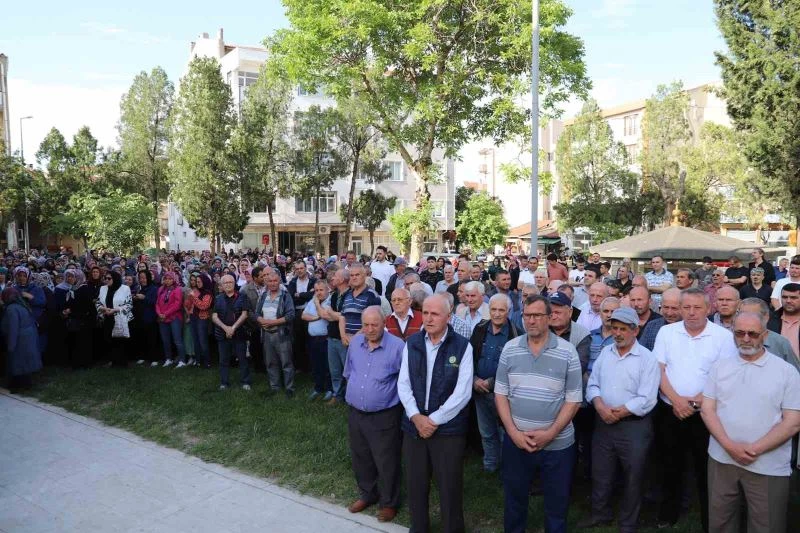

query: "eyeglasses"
left=733, top=330, right=763, bottom=339
left=104, top=276, right=112, bottom=280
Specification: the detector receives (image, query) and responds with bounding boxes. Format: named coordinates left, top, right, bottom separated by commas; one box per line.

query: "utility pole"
left=20, top=115, right=33, bottom=251
left=530, top=0, right=540, bottom=258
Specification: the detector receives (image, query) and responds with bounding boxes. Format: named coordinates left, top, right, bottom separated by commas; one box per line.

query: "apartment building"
left=164, top=29, right=455, bottom=256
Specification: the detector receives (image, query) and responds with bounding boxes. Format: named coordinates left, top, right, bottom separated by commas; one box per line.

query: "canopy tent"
left=591, top=226, right=781, bottom=261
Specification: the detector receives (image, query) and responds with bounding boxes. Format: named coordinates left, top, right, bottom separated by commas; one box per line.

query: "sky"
left=2, top=0, right=726, bottom=167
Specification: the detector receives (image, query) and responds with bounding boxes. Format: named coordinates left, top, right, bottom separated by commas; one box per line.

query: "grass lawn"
left=26, top=365, right=705, bottom=532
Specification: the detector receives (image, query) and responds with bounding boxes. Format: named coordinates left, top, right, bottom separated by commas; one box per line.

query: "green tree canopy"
left=169, top=57, right=246, bottom=253
left=714, top=0, right=800, bottom=240
left=66, top=190, right=154, bottom=254
left=272, top=0, right=590, bottom=261
left=345, top=189, right=396, bottom=255
left=456, top=192, right=509, bottom=253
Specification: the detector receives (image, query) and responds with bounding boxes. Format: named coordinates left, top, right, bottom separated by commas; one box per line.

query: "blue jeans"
left=475, top=392, right=504, bottom=471
left=327, top=338, right=347, bottom=400
left=218, top=338, right=250, bottom=386
left=158, top=319, right=185, bottom=362
left=308, top=335, right=331, bottom=393
left=503, top=439, right=575, bottom=533
left=190, top=315, right=210, bottom=366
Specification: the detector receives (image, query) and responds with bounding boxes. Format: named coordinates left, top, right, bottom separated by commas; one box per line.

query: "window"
left=625, top=144, right=640, bottom=164
left=431, top=200, right=445, bottom=218
left=351, top=237, right=363, bottom=256
left=182, top=231, right=187, bottom=238
left=251, top=199, right=276, bottom=213
left=296, top=191, right=337, bottom=213
left=623, top=114, right=638, bottom=136
left=385, top=160, right=404, bottom=181
left=297, top=86, right=323, bottom=97
left=238, top=71, right=258, bottom=102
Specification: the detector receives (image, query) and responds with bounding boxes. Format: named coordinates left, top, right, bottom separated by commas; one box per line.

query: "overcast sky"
left=2, top=0, right=724, bottom=166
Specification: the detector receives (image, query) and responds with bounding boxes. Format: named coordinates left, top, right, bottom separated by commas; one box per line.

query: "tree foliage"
left=388, top=201, right=437, bottom=256
left=66, top=190, right=154, bottom=254
left=292, top=105, right=348, bottom=252
left=229, top=63, right=295, bottom=255
left=272, top=0, right=590, bottom=261
left=346, top=189, right=396, bottom=255
left=169, top=57, right=246, bottom=253
left=456, top=192, right=509, bottom=252
left=115, top=66, right=174, bottom=248
left=714, top=0, right=800, bottom=238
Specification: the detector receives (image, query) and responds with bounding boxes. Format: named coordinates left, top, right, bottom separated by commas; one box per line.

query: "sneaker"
left=163, top=359, right=173, bottom=367
left=150, top=361, right=159, bottom=368
left=242, top=384, right=251, bottom=391
left=219, top=385, right=228, bottom=391
left=308, top=390, right=321, bottom=401
left=322, top=391, right=334, bottom=402
left=136, top=359, right=145, bottom=365
left=187, top=358, right=196, bottom=366
left=175, top=361, right=187, bottom=369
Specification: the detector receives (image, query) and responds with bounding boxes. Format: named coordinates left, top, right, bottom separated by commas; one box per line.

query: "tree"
left=169, top=57, right=245, bottom=254
left=0, top=150, right=30, bottom=235
left=714, top=0, right=800, bottom=247
left=553, top=99, right=652, bottom=238
left=292, top=106, right=347, bottom=252
left=345, top=189, right=396, bottom=255
left=71, top=126, right=100, bottom=181
left=116, top=67, right=174, bottom=248
left=228, top=63, right=295, bottom=257
left=67, top=190, right=154, bottom=254
left=389, top=202, right=437, bottom=256
left=36, top=127, right=72, bottom=176
left=331, top=98, right=391, bottom=250
left=456, top=193, right=509, bottom=253
left=272, top=0, right=590, bottom=262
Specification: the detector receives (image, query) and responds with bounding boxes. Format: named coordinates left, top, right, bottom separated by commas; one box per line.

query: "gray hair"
left=738, top=297, right=770, bottom=326
left=404, top=272, right=421, bottom=284
left=680, top=287, right=710, bottom=305
left=410, top=290, right=427, bottom=309
left=750, top=267, right=765, bottom=275
left=365, top=277, right=376, bottom=290
left=463, top=280, right=485, bottom=295
left=677, top=267, right=696, bottom=280
left=362, top=305, right=386, bottom=321
left=444, top=264, right=454, bottom=273
left=600, top=296, right=620, bottom=311
left=489, top=293, right=512, bottom=310
left=442, top=291, right=456, bottom=312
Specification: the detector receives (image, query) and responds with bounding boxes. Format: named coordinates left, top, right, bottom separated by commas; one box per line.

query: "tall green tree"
left=345, top=189, right=396, bottom=255
left=456, top=192, right=509, bottom=253
left=66, top=189, right=154, bottom=254
left=229, top=64, right=295, bottom=256
left=169, top=57, right=245, bottom=254
left=388, top=202, right=437, bottom=256
left=714, top=0, right=800, bottom=246
left=292, top=106, right=347, bottom=252
left=71, top=126, right=100, bottom=180
left=331, top=98, right=391, bottom=250
left=553, top=99, right=654, bottom=239
left=116, top=66, right=174, bottom=248
left=272, top=0, right=590, bottom=261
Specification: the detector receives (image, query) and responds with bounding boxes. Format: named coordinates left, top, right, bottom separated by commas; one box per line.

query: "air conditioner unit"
left=319, top=225, right=330, bottom=235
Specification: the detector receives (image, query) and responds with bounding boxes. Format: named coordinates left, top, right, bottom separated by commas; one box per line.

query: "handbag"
left=112, top=312, right=130, bottom=338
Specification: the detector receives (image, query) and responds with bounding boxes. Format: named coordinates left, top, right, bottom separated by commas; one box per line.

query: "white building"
left=164, top=29, right=455, bottom=256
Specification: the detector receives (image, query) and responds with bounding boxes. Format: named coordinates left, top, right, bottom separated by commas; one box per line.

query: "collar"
left=517, top=330, right=559, bottom=351
left=359, top=332, right=389, bottom=353
left=679, top=320, right=713, bottom=338
left=425, top=328, right=448, bottom=347
left=392, top=309, right=413, bottom=321
left=737, top=350, right=769, bottom=367
left=489, top=321, right=510, bottom=337
left=611, top=340, right=645, bottom=359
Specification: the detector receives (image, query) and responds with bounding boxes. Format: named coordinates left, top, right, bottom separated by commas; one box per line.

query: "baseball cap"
left=610, top=307, right=639, bottom=327
left=548, top=292, right=572, bottom=307
left=393, top=257, right=407, bottom=266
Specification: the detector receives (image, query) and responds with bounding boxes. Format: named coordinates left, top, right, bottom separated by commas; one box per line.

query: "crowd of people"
left=2, top=243, right=800, bottom=533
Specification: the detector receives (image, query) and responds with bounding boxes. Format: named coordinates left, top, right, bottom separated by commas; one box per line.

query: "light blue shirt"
left=585, top=340, right=660, bottom=417
left=303, top=296, right=330, bottom=337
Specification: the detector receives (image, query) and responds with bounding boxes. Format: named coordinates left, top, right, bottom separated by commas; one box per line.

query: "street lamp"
left=19, top=115, right=32, bottom=165
left=19, top=115, right=33, bottom=251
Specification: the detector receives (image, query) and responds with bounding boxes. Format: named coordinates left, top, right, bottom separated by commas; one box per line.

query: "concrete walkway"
left=0, top=392, right=408, bottom=533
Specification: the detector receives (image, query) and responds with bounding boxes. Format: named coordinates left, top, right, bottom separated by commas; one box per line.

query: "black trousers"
left=248, top=328, right=265, bottom=373
left=592, top=415, right=653, bottom=533
left=347, top=405, right=402, bottom=509
left=293, top=314, right=310, bottom=373
left=657, top=400, right=709, bottom=532
left=574, top=404, right=596, bottom=477
left=403, top=433, right=466, bottom=533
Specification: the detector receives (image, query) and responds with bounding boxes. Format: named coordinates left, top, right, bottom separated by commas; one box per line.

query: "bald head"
left=629, top=286, right=651, bottom=317
left=661, top=287, right=682, bottom=323
left=716, top=285, right=740, bottom=318
left=362, top=305, right=386, bottom=344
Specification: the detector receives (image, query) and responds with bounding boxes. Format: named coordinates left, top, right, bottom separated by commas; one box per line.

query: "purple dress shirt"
left=343, top=331, right=406, bottom=412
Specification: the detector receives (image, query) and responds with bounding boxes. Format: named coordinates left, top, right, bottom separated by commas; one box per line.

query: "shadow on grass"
left=26, top=366, right=706, bottom=532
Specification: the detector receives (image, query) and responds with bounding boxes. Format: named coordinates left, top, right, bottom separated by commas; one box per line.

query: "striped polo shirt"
left=494, top=332, right=583, bottom=451
left=341, top=287, right=382, bottom=335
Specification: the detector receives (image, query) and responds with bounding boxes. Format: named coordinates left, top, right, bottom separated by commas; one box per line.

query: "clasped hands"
left=509, top=427, right=556, bottom=453
left=411, top=414, right=438, bottom=439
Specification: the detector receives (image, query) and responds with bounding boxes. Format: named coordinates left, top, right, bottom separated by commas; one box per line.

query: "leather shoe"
left=376, top=507, right=397, bottom=522
left=347, top=499, right=372, bottom=514
left=326, top=397, right=339, bottom=406
left=576, top=517, right=613, bottom=529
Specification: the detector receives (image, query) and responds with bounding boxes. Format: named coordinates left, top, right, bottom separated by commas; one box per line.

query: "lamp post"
left=19, top=115, right=33, bottom=251
left=530, top=0, right=540, bottom=259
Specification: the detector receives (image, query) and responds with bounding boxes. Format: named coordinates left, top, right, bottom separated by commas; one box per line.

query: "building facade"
left=163, top=29, right=455, bottom=256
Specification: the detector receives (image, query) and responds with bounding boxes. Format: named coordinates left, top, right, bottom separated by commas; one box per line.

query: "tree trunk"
left=268, top=203, right=277, bottom=260
left=313, top=185, right=321, bottom=253
left=151, top=180, right=160, bottom=250
left=796, top=213, right=800, bottom=256
left=409, top=167, right=431, bottom=265
left=210, top=226, right=217, bottom=256
left=344, top=150, right=360, bottom=251
left=369, top=229, right=375, bottom=256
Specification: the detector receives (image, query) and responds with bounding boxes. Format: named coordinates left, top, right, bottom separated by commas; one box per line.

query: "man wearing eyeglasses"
left=385, top=288, right=422, bottom=341
left=494, top=294, right=582, bottom=533
left=652, top=288, right=738, bottom=532
left=701, top=312, right=800, bottom=533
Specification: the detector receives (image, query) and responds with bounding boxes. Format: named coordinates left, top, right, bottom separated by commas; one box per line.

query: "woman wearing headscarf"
left=56, top=269, right=93, bottom=369
left=11, top=266, right=47, bottom=358
left=0, top=267, right=8, bottom=292
left=189, top=272, right=214, bottom=369
left=132, top=269, right=160, bottom=365
left=155, top=270, right=185, bottom=367
left=96, top=270, right=133, bottom=367
left=181, top=275, right=197, bottom=367
left=1, top=287, right=42, bottom=392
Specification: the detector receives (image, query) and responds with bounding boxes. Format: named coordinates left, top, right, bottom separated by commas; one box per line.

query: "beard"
left=738, top=345, right=762, bottom=357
